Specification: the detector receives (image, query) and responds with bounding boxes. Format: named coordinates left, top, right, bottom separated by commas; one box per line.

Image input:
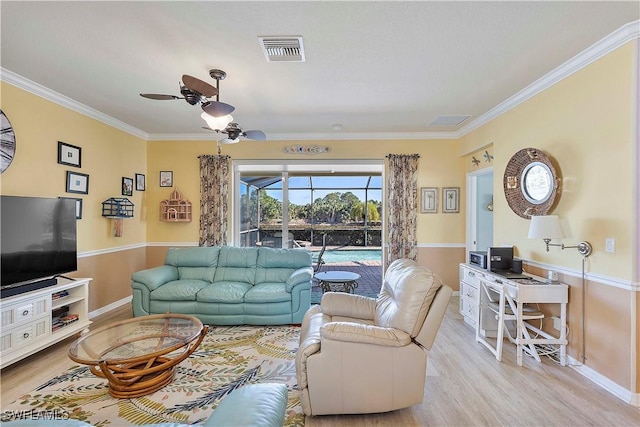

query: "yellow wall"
left=0, top=82, right=148, bottom=310
left=146, top=138, right=467, bottom=286
left=460, top=41, right=638, bottom=393
left=460, top=42, right=635, bottom=280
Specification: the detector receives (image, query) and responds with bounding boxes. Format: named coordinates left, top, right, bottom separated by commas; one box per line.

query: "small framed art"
left=66, top=171, right=89, bottom=194
left=160, top=171, right=173, bottom=187
left=135, top=173, right=145, bottom=191
left=420, top=187, right=438, bottom=213
left=61, top=197, right=83, bottom=219
left=122, top=177, right=133, bottom=196
left=58, top=141, right=81, bottom=168
left=443, top=187, right=460, bottom=213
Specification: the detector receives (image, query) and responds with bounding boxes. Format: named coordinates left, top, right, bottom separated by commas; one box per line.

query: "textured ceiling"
left=1, top=1, right=638, bottom=140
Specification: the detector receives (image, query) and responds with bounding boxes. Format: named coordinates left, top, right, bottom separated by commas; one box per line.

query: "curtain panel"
left=198, top=154, right=230, bottom=246
left=386, top=154, right=420, bottom=265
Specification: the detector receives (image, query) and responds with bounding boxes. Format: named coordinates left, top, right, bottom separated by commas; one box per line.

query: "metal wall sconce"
left=528, top=215, right=592, bottom=257
left=101, top=197, right=134, bottom=237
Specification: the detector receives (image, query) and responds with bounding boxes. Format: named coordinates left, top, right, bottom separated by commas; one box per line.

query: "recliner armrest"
left=321, top=292, right=376, bottom=320
left=321, top=321, right=411, bottom=347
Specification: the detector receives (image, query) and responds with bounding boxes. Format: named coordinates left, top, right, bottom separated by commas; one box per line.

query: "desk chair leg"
left=476, top=281, right=506, bottom=362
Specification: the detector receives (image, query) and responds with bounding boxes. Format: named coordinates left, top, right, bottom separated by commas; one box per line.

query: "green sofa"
left=2, top=383, right=288, bottom=427
left=131, top=246, right=313, bottom=325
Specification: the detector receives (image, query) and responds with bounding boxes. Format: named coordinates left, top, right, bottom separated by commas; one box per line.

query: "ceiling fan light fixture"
left=201, top=112, right=233, bottom=131
left=201, top=100, right=236, bottom=117
left=220, top=137, right=240, bottom=145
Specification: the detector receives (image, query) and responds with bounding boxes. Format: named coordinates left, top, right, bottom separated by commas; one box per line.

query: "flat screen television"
left=1, top=195, right=78, bottom=297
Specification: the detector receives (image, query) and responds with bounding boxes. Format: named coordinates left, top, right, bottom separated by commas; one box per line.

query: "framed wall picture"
left=443, top=187, right=460, bottom=213
left=61, top=197, right=83, bottom=219
left=58, top=141, right=81, bottom=168
left=160, top=170, right=173, bottom=187
left=66, top=171, right=89, bottom=194
left=135, top=173, right=145, bottom=191
left=420, top=187, right=438, bottom=213
left=122, top=177, right=133, bottom=196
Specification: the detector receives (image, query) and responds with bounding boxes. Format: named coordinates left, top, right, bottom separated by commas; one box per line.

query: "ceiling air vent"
left=259, top=36, right=305, bottom=62
left=428, top=115, right=471, bottom=126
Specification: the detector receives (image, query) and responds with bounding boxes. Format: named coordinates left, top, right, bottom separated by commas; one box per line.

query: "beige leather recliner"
left=295, top=259, right=453, bottom=416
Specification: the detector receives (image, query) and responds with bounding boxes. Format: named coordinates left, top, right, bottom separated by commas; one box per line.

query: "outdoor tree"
left=259, top=191, right=282, bottom=222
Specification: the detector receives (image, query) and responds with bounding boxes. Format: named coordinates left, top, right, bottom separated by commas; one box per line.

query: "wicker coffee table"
left=68, top=313, right=207, bottom=398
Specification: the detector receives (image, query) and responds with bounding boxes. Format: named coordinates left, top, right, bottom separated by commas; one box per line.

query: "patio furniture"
left=312, top=233, right=327, bottom=273
left=314, top=270, right=360, bottom=293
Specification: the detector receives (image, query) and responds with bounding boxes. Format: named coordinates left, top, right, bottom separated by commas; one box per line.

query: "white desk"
left=461, top=264, right=568, bottom=366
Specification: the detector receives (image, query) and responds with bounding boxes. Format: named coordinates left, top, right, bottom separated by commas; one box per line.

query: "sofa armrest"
left=131, top=265, right=179, bottom=291
left=321, top=321, right=411, bottom=347
left=285, top=266, right=313, bottom=292
left=321, top=292, right=376, bottom=320
left=204, top=383, right=288, bottom=427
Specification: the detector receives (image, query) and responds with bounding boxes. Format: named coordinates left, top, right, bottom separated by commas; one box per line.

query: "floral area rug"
left=3, top=325, right=304, bottom=426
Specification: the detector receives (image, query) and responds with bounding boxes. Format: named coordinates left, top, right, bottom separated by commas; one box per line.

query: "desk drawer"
left=460, top=282, right=478, bottom=301
left=460, top=298, right=478, bottom=323
left=461, top=266, right=481, bottom=287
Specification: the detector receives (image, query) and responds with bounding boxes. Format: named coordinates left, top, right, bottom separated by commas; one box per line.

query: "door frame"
left=465, top=166, right=494, bottom=260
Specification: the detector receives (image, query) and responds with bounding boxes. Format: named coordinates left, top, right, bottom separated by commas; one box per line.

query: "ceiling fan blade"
left=243, top=130, right=267, bottom=141
left=201, top=101, right=235, bottom=117
left=182, top=74, right=218, bottom=98
left=140, top=93, right=181, bottom=100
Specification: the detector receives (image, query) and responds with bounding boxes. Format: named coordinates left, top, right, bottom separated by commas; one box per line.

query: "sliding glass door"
left=234, top=160, right=384, bottom=249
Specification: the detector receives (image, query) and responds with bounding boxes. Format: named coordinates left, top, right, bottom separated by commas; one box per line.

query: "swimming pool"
left=313, top=249, right=382, bottom=263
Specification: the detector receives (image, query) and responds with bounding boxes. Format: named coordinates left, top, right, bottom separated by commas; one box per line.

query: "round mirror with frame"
left=503, top=148, right=559, bottom=218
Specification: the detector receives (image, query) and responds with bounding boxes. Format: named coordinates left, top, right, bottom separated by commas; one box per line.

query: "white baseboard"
left=89, top=296, right=132, bottom=319
left=567, top=355, right=637, bottom=406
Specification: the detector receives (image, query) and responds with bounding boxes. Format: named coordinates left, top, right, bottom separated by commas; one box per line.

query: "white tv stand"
left=0, top=277, right=92, bottom=369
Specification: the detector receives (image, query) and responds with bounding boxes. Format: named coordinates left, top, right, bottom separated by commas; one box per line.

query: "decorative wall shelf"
left=101, top=197, right=134, bottom=237
left=160, top=188, right=192, bottom=222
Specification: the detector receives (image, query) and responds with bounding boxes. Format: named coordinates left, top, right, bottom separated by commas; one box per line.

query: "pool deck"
left=311, top=259, right=382, bottom=304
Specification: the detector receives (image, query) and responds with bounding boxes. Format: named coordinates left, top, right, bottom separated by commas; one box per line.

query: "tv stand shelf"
left=1, top=277, right=92, bottom=369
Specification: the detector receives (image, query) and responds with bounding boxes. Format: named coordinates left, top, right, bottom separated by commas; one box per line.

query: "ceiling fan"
left=140, top=69, right=235, bottom=117
left=203, top=122, right=267, bottom=144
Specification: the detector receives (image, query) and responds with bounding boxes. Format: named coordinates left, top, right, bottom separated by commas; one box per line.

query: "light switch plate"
left=605, top=238, right=615, bottom=253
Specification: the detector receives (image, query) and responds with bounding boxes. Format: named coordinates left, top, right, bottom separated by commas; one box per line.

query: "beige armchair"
left=295, top=259, right=452, bottom=416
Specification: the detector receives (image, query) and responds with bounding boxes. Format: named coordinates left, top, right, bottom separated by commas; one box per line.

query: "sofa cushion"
left=165, top=246, right=220, bottom=267
left=150, top=279, right=210, bottom=301
left=214, top=247, right=259, bottom=284
left=197, top=282, right=252, bottom=303
left=255, top=248, right=312, bottom=285
left=244, top=283, right=291, bottom=303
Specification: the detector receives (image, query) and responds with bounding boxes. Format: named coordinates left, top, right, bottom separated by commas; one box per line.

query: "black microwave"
left=469, top=251, right=487, bottom=269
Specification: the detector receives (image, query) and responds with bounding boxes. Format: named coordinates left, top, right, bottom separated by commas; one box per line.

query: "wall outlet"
left=552, top=316, right=561, bottom=331
left=605, top=238, right=615, bottom=253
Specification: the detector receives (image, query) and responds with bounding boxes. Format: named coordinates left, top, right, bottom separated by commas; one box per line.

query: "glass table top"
left=69, top=313, right=203, bottom=363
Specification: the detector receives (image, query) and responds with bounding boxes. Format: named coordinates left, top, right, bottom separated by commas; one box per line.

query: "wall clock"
left=1, top=109, right=16, bottom=173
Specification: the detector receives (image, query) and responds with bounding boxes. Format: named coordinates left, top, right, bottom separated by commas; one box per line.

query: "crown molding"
left=458, top=19, right=640, bottom=137
left=147, top=131, right=459, bottom=141
left=0, top=67, right=149, bottom=140
left=2, top=20, right=638, bottom=142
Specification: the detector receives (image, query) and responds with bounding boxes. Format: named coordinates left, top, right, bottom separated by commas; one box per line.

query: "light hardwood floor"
left=2, top=299, right=639, bottom=426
